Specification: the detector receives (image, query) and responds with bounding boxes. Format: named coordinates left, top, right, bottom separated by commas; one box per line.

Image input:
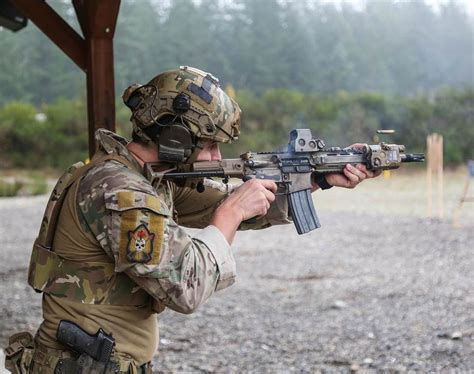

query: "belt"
left=33, top=341, right=152, bottom=374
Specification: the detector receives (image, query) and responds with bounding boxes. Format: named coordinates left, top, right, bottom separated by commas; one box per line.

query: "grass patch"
left=0, top=173, right=49, bottom=197
left=0, top=179, right=24, bottom=197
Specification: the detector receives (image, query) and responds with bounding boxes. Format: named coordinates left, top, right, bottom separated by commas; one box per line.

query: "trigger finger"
left=263, top=188, right=276, bottom=202
left=260, top=179, right=278, bottom=193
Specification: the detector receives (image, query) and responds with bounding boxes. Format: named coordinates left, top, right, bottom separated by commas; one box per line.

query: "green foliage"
left=0, top=0, right=472, bottom=105
left=222, top=87, right=474, bottom=164
left=0, top=179, right=23, bottom=197
left=0, top=90, right=472, bottom=169
left=0, top=101, right=45, bottom=167
left=28, top=175, right=48, bottom=195
left=0, top=174, right=48, bottom=197
left=41, top=97, right=88, bottom=167
left=0, top=98, right=88, bottom=169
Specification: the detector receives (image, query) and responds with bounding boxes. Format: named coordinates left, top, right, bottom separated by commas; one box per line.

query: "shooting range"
left=0, top=0, right=473, bottom=371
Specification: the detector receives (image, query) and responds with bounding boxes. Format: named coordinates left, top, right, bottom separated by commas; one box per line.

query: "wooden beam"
left=83, top=0, right=121, bottom=156
left=72, top=0, right=86, bottom=37
left=83, top=0, right=120, bottom=38
left=11, top=0, right=86, bottom=71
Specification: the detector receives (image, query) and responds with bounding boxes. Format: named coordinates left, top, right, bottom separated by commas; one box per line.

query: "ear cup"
left=158, top=123, right=194, bottom=163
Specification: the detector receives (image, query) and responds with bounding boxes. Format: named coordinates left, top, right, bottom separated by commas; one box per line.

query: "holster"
left=54, top=354, right=119, bottom=374
left=4, top=332, right=34, bottom=374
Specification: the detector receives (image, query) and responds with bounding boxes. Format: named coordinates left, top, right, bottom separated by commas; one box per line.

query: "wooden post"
left=74, top=0, right=120, bottom=156
left=427, top=135, right=432, bottom=217
left=437, top=135, right=444, bottom=218
left=426, top=133, right=444, bottom=219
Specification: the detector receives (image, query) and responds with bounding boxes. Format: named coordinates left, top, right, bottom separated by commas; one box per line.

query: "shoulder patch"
left=127, top=224, right=155, bottom=263
left=105, top=190, right=170, bottom=269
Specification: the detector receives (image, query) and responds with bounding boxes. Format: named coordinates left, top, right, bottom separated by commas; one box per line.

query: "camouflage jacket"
left=76, top=129, right=239, bottom=313
left=32, top=129, right=292, bottom=364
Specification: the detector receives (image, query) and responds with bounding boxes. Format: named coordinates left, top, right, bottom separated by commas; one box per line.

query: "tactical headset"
left=123, top=67, right=240, bottom=164
left=124, top=86, right=200, bottom=164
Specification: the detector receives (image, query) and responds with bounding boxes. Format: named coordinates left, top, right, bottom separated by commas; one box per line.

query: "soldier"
left=5, top=66, right=379, bottom=373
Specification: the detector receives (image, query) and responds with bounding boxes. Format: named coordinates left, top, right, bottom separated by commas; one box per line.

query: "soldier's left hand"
left=320, top=143, right=382, bottom=190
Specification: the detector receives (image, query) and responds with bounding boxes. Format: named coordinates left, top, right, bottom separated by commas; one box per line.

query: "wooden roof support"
left=11, top=0, right=121, bottom=157
left=11, top=0, right=86, bottom=70
left=75, top=0, right=121, bottom=156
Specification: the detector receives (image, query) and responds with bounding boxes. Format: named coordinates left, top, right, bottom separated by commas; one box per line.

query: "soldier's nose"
left=211, top=146, right=222, bottom=161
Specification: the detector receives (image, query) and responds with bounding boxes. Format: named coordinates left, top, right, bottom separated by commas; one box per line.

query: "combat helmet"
left=122, top=66, right=241, bottom=163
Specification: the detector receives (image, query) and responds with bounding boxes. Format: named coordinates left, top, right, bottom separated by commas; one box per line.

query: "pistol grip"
left=288, top=188, right=321, bottom=234
left=242, top=217, right=258, bottom=225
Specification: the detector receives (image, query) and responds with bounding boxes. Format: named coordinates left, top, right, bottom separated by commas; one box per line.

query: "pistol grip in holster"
left=288, top=188, right=321, bottom=234
left=56, top=320, right=115, bottom=364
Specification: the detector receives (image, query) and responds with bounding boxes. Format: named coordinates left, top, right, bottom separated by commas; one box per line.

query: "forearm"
left=210, top=204, right=241, bottom=244
left=127, top=225, right=236, bottom=314
left=172, top=179, right=234, bottom=228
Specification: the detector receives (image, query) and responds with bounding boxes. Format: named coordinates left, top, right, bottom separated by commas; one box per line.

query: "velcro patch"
left=105, top=190, right=167, bottom=267
left=118, top=207, right=164, bottom=266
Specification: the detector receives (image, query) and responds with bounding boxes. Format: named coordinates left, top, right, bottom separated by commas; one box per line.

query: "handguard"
left=288, top=188, right=321, bottom=234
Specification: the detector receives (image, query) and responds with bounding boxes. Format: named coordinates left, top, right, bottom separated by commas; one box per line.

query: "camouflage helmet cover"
left=123, top=66, right=241, bottom=145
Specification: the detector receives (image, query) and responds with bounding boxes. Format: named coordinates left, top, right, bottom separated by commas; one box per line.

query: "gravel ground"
left=1, top=195, right=473, bottom=373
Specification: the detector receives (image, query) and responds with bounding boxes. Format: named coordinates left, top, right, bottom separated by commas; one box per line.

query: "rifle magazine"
left=288, top=189, right=321, bottom=234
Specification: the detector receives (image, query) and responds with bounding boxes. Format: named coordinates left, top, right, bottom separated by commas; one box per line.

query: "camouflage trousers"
left=4, top=332, right=152, bottom=374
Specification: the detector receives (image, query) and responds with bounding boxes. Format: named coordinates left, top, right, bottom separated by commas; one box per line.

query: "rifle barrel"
left=401, top=153, right=425, bottom=162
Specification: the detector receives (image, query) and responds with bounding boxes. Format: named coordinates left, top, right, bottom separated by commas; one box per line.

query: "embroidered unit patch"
left=127, top=224, right=155, bottom=263
left=105, top=190, right=167, bottom=268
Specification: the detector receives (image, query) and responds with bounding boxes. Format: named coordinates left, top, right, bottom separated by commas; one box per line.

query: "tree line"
left=0, top=0, right=472, bottom=105
left=0, top=87, right=472, bottom=169
left=0, top=0, right=472, bottom=169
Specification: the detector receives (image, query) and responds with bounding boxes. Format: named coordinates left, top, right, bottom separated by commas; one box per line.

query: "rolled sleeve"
left=193, top=225, right=237, bottom=291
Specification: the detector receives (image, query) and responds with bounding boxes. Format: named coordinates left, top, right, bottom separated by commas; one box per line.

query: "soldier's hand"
left=224, top=178, right=277, bottom=221
left=318, top=143, right=382, bottom=190
left=211, top=179, right=277, bottom=244
left=326, top=163, right=381, bottom=189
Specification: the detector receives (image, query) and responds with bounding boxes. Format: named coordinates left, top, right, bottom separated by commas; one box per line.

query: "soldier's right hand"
left=226, top=178, right=277, bottom=221
left=210, top=179, right=277, bottom=244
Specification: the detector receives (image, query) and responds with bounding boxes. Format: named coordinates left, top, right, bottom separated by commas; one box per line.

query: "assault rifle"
left=146, top=129, right=424, bottom=235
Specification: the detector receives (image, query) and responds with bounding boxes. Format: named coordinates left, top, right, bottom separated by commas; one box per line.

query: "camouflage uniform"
left=6, top=129, right=291, bottom=373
